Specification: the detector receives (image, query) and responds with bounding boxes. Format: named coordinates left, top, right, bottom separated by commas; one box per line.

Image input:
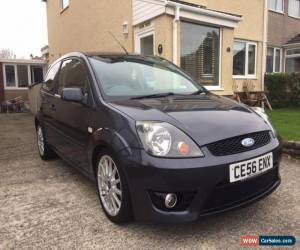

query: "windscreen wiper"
left=131, top=92, right=176, bottom=100
left=190, top=89, right=207, bottom=95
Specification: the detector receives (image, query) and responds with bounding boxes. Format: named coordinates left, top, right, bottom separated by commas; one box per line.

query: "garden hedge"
left=265, top=73, right=300, bottom=108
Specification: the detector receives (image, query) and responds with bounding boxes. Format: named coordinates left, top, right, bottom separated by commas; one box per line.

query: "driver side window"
left=58, top=58, right=90, bottom=95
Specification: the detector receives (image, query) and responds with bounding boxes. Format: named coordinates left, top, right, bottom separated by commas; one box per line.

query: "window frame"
left=3, top=63, right=45, bottom=90
left=3, top=63, right=32, bottom=90
left=266, top=47, right=282, bottom=73
left=268, top=0, right=284, bottom=13
left=285, top=47, right=300, bottom=72
left=233, top=40, right=257, bottom=79
left=288, top=0, right=300, bottom=19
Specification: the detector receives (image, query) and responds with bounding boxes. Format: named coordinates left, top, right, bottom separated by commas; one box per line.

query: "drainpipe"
left=262, top=0, right=268, bottom=93
left=172, top=6, right=180, bottom=64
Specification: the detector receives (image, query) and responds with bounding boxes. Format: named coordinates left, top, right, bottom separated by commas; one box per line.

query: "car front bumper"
left=123, top=140, right=282, bottom=223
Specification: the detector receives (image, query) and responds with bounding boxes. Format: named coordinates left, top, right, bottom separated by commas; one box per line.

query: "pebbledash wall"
left=45, top=0, right=268, bottom=96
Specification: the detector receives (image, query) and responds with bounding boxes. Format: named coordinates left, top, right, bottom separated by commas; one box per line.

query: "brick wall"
left=268, top=0, right=300, bottom=47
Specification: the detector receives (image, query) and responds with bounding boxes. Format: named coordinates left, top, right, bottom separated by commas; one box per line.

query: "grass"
left=266, top=107, right=300, bottom=141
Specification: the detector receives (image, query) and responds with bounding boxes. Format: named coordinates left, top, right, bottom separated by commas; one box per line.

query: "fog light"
left=165, top=193, right=177, bottom=208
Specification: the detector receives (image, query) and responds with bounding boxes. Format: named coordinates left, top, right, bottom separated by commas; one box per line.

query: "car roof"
left=50, top=52, right=165, bottom=67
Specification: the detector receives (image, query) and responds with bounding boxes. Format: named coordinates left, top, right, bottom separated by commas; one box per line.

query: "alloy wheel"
left=37, top=126, right=45, bottom=156
left=97, top=155, right=122, bottom=217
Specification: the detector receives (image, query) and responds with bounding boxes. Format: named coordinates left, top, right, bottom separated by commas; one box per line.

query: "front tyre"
left=96, top=150, right=133, bottom=224
left=36, top=124, right=56, bottom=160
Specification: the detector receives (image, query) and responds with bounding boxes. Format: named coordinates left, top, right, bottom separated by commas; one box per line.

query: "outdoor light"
left=122, top=21, right=129, bottom=35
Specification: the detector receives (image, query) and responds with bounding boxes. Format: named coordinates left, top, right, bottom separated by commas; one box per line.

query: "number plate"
left=229, top=152, right=273, bottom=183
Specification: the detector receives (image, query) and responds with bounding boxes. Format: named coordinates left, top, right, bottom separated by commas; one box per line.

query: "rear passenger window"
left=58, top=59, right=90, bottom=95
left=44, top=62, right=60, bottom=93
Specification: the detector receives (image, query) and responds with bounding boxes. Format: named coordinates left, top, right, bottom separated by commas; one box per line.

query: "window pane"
left=269, top=0, right=283, bottom=11
left=181, top=22, right=220, bottom=86
left=275, top=49, right=281, bottom=72
left=266, top=48, right=274, bottom=73
left=58, top=59, right=89, bottom=94
left=289, top=0, right=300, bottom=17
left=287, top=48, right=300, bottom=55
left=276, top=0, right=283, bottom=11
left=31, top=66, right=44, bottom=84
left=233, top=42, right=246, bottom=75
left=62, top=0, right=69, bottom=9
left=17, top=65, right=29, bottom=88
left=44, top=62, right=60, bottom=93
left=248, top=44, right=256, bottom=75
left=286, top=57, right=300, bottom=72
left=5, top=65, right=16, bottom=87
left=268, top=0, right=276, bottom=10
left=140, top=35, right=154, bottom=56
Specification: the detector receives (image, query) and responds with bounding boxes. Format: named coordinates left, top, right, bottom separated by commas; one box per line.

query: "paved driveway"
left=0, top=113, right=299, bottom=250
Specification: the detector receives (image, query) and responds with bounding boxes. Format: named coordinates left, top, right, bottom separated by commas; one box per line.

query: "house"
left=45, top=0, right=269, bottom=95
left=267, top=0, right=300, bottom=73
left=0, top=59, right=46, bottom=103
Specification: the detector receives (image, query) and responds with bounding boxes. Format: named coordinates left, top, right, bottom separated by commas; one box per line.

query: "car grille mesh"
left=207, top=131, right=271, bottom=156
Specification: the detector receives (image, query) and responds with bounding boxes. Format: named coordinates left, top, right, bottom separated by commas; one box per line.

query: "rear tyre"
left=96, top=150, right=133, bottom=224
left=36, top=124, right=56, bottom=160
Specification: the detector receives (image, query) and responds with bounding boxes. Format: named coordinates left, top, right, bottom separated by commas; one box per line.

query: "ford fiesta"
left=35, top=52, right=282, bottom=224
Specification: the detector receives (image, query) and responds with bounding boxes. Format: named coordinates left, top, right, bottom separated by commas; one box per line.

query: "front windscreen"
left=89, top=55, right=205, bottom=100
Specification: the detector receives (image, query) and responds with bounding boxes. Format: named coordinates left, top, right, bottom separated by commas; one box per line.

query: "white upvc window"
left=61, top=0, right=69, bottom=11
left=268, top=0, right=284, bottom=12
left=233, top=40, right=257, bottom=78
left=288, top=0, right=300, bottom=18
left=266, top=47, right=282, bottom=73
left=285, top=48, right=300, bottom=72
left=3, top=64, right=44, bottom=89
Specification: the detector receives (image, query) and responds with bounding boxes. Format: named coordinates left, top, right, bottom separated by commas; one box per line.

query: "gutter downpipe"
left=262, top=0, right=268, bottom=94
left=172, top=5, right=180, bottom=64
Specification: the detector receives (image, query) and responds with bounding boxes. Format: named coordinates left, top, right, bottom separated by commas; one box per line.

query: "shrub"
left=265, top=73, right=300, bottom=108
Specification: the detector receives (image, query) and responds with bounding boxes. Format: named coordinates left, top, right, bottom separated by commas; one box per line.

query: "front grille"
left=207, top=131, right=271, bottom=156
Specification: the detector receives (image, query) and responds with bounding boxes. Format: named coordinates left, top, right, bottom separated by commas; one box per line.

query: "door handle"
left=50, top=104, right=56, bottom=111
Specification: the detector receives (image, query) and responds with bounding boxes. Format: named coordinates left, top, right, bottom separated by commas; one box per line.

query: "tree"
left=0, top=49, right=15, bottom=59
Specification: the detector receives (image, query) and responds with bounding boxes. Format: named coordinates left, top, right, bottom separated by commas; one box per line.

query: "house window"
left=181, top=21, right=220, bottom=87
left=266, top=47, right=282, bottom=73
left=288, top=0, right=300, bottom=18
left=4, top=65, right=16, bottom=87
left=233, top=41, right=257, bottom=77
left=3, top=64, right=44, bottom=89
left=286, top=48, right=300, bottom=72
left=268, top=0, right=284, bottom=12
left=61, top=0, right=69, bottom=10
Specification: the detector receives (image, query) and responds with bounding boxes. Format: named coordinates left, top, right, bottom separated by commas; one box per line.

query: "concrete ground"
left=0, top=113, right=299, bottom=250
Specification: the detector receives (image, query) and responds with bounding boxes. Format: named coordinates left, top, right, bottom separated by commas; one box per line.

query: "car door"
left=40, top=61, right=61, bottom=146
left=52, top=58, right=94, bottom=171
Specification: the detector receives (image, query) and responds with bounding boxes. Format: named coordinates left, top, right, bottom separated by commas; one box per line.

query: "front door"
left=53, top=58, right=93, bottom=171
left=135, top=29, right=154, bottom=56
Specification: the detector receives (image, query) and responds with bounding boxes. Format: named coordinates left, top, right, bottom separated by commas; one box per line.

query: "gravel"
left=0, top=113, right=299, bottom=250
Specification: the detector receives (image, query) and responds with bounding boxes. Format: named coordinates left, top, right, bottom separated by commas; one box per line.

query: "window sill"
left=287, top=14, right=300, bottom=20
left=233, top=76, right=257, bottom=80
left=60, top=5, right=69, bottom=14
left=205, top=86, right=224, bottom=91
left=5, top=87, right=28, bottom=90
left=268, top=9, right=285, bottom=15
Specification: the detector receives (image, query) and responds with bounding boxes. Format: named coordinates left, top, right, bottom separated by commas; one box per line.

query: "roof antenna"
left=108, top=31, right=129, bottom=55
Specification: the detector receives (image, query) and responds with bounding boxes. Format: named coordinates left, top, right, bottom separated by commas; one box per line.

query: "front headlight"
left=251, top=107, right=277, bottom=137
left=136, top=121, right=204, bottom=158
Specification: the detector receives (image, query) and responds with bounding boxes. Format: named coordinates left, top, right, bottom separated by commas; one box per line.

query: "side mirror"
left=61, top=88, right=83, bottom=102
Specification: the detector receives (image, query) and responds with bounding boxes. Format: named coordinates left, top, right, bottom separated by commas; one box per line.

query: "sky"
left=0, top=0, right=48, bottom=59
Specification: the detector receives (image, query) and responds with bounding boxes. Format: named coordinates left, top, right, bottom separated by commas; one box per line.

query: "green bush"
left=265, top=73, right=300, bottom=108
